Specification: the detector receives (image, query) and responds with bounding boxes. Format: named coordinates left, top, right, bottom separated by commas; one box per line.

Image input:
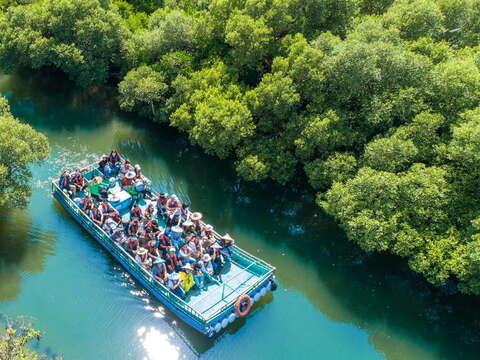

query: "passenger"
left=200, top=254, right=214, bottom=277
left=145, top=203, right=155, bottom=219
left=193, top=263, right=205, bottom=290
left=102, top=217, right=117, bottom=235
left=157, top=236, right=170, bottom=258
left=156, top=193, right=168, bottom=218
left=182, top=220, right=195, bottom=237
left=168, top=225, right=184, bottom=249
left=112, top=229, right=127, bottom=248
left=219, top=234, right=234, bottom=264
left=89, top=206, right=103, bottom=227
left=151, top=259, right=168, bottom=284
left=119, top=160, right=133, bottom=179
left=99, top=201, right=116, bottom=217
left=134, top=164, right=143, bottom=179
left=127, top=219, right=139, bottom=236
left=178, top=243, right=195, bottom=264
left=88, top=176, right=102, bottom=200
left=59, top=170, right=74, bottom=197
left=166, top=194, right=181, bottom=212
left=202, top=224, right=215, bottom=241
left=98, top=154, right=109, bottom=175
left=181, top=203, right=190, bottom=222
left=179, top=263, right=195, bottom=293
left=71, top=170, right=87, bottom=196
left=135, top=247, right=152, bottom=269
left=122, top=171, right=135, bottom=189
left=126, top=236, right=139, bottom=253
left=130, top=204, right=143, bottom=220
left=147, top=236, right=161, bottom=261
left=166, top=247, right=181, bottom=272
left=210, top=243, right=225, bottom=274
left=167, top=272, right=185, bottom=299
left=108, top=149, right=121, bottom=167
left=108, top=211, right=123, bottom=228
left=190, top=212, right=203, bottom=230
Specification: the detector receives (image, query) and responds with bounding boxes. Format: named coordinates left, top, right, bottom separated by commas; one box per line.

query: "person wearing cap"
left=208, top=243, right=225, bottom=275
left=181, top=203, right=190, bottom=222
left=167, top=194, right=181, bottom=212
left=130, top=204, right=143, bottom=220
left=144, top=202, right=155, bottom=219
left=167, top=272, right=185, bottom=299
left=121, top=170, right=136, bottom=188
left=193, top=262, right=205, bottom=290
left=147, top=236, right=161, bottom=260
left=134, top=164, right=143, bottom=179
left=219, top=234, right=234, bottom=263
left=112, top=229, right=127, bottom=249
left=182, top=219, right=195, bottom=237
left=151, top=258, right=168, bottom=284
left=158, top=231, right=173, bottom=256
left=108, top=149, right=121, bottom=166
left=127, top=218, right=140, bottom=236
left=98, top=154, right=109, bottom=175
left=89, top=205, right=104, bottom=227
left=179, top=263, right=195, bottom=292
left=166, top=247, right=181, bottom=272
left=126, top=236, right=139, bottom=254
left=200, top=253, right=214, bottom=276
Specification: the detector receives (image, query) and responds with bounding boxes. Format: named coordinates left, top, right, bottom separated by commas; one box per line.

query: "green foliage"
left=0, top=0, right=128, bottom=87
left=304, top=153, right=357, bottom=190
left=0, top=97, right=49, bottom=207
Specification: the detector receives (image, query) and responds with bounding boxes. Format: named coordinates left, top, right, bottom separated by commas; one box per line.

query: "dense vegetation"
left=0, top=317, right=43, bottom=360
left=1, top=0, right=480, bottom=294
left=0, top=96, right=49, bottom=207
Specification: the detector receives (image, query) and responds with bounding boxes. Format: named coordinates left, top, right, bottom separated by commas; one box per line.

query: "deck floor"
left=186, top=263, right=261, bottom=318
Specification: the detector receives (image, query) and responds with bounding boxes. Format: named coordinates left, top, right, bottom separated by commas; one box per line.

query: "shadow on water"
left=0, top=207, right=56, bottom=301
left=2, top=69, right=480, bottom=359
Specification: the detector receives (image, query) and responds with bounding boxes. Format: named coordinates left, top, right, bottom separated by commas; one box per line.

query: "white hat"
left=211, top=243, right=223, bottom=249
left=153, top=258, right=165, bottom=264
left=202, top=254, right=211, bottom=262
left=221, top=233, right=234, bottom=242
left=182, top=220, right=194, bottom=227
left=134, top=164, right=141, bottom=170
left=168, top=247, right=176, bottom=252
left=205, top=224, right=213, bottom=231
left=182, top=263, right=193, bottom=271
left=191, top=212, right=202, bottom=221
left=169, top=272, right=180, bottom=281
left=171, top=194, right=178, bottom=199
left=126, top=171, right=136, bottom=179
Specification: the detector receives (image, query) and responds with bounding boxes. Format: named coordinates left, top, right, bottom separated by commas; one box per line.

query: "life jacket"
left=128, top=238, right=139, bottom=251
left=91, top=208, right=102, bottom=221
left=122, top=177, right=133, bottom=187
left=60, top=174, right=70, bottom=189
left=128, top=221, right=139, bottom=234
left=109, top=152, right=120, bottom=164
left=153, top=264, right=166, bottom=278
left=131, top=207, right=142, bottom=218
left=159, top=235, right=172, bottom=249
left=167, top=253, right=179, bottom=266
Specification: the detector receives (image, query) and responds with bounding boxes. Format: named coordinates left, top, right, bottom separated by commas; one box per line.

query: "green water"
left=1, top=71, right=480, bottom=360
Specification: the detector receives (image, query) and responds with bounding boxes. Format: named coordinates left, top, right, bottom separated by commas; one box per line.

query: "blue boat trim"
left=51, top=166, right=276, bottom=336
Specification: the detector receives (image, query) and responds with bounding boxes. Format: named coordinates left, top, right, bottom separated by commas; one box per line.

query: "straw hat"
left=221, top=233, right=234, bottom=242
left=205, top=224, right=213, bottom=231
left=191, top=212, right=203, bottom=221
left=202, top=254, right=211, bottom=262
left=182, top=220, right=194, bottom=227
left=168, top=246, right=176, bottom=252
left=136, top=247, right=147, bottom=256
left=126, top=171, right=136, bottom=179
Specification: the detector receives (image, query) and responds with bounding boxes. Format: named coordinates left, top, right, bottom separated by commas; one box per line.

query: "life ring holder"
left=235, top=294, right=252, bottom=317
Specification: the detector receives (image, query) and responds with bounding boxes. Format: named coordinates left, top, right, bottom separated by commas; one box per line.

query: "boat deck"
left=186, top=262, right=261, bottom=318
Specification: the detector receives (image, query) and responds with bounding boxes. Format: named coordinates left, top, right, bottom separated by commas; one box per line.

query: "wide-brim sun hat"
left=168, top=246, right=176, bottom=252
left=136, top=247, right=148, bottom=255
left=182, top=220, right=194, bottom=227
left=134, top=164, right=141, bottom=170
left=221, top=233, right=234, bottom=242
left=205, top=224, right=213, bottom=231
left=153, top=258, right=165, bottom=264
left=191, top=212, right=203, bottom=221
left=202, top=254, right=211, bottom=262
left=126, top=171, right=136, bottom=179
left=211, top=243, right=223, bottom=249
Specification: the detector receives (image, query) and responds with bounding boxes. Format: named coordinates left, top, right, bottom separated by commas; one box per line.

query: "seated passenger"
left=130, top=204, right=143, bottom=220
left=112, top=229, right=126, bottom=246
left=59, top=170, right=74, bottom=197
left=98, top=154, right=109, bottom=175
left=181, top=203, right=190, bottom=222
left=127, top=219, right=139, bottom=236
left=134, top=164, right=143, bottom=179
left=156, top=193, right=168, bottom=218
left=108, top=149, right=121, bottom=167
left=158, top=231, right=173, bottom=256
left=200, top=254, right=214, bottom=277
left=71, top=170, right=87, bottom=196
left=119, top=160, right=133, bottom=179
left=99, top=201, right=116, bottom=217
left=202, top=224, right=215, bottom=241
left=145, top=203, right=155, bottom=219
left=126, top=236, right=139, bottom=253
left=147, top=237, right=161, bottom=261
left=102, top=218, right=117, bottom=235
left=88, top=176, right=102, bottom=200
left=122, top=171, right=135, bottom=189
left=193, top=263, right=205, bottom=290
left=219, top=234, right=234, bottom=264
left=190, top=212, right=203, bottom=231
left=135, top=247, right=152, bottom=269
left=166, top=247, right=181, bottom=272
left=89, top=206, right=103, bottom=227
left=167, top=272, right=185, bottom=299
left=182, top=220, right=195, bottom=237
left=210, top=243, right=225, bottom=274
left=166, top=194, right=181, bottom=212
left=151, top=259, right=168, bottom=284
left=179, top=263, right=195, bottom=293
left=179, top=243, right=195, bottom=264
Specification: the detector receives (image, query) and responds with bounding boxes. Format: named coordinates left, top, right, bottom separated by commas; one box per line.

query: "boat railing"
left=51, top=180, right=207, bottom=324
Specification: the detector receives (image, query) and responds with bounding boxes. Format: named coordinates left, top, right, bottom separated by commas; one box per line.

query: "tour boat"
left=52, top=157, right=276, bottom=337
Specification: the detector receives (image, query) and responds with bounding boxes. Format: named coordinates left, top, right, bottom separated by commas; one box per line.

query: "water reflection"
left=137, top=326, right=180, bottom=360
left=0, top=207, right=56, bottom=301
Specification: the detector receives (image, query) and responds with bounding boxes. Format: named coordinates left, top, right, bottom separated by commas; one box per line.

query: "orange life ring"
left=235, top=294, right=252, bottom=317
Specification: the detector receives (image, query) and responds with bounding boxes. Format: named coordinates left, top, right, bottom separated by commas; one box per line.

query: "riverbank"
left=1, top=70, right=480, bottom=359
